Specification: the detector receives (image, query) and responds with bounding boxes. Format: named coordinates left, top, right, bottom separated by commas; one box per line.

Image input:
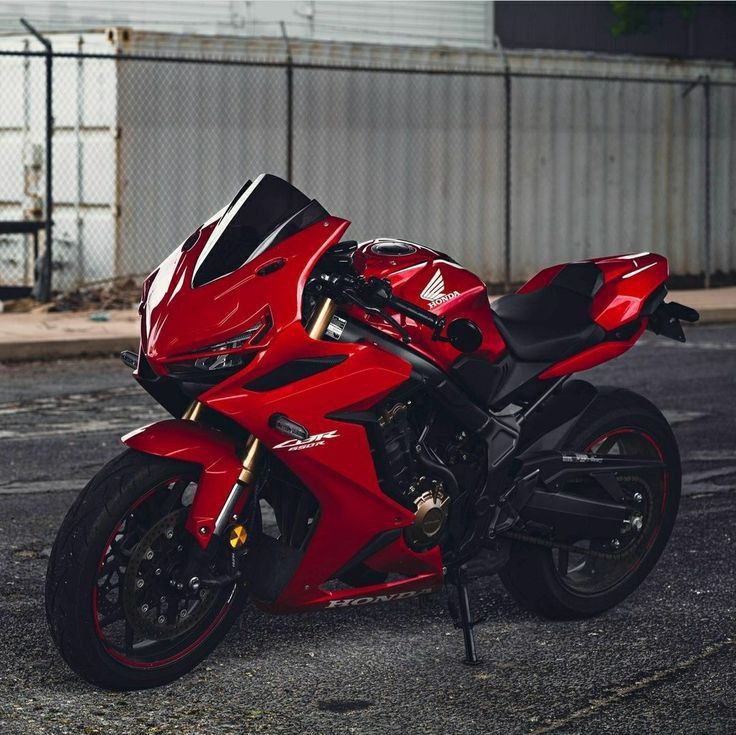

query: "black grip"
left=388, top=296, right=442, bottom=329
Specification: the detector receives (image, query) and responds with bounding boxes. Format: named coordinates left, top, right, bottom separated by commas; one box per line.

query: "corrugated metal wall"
left=712, top=84, right=736, bottom=275
left=510, top=76, right=706, bottom=280
left=1, top=31, right=735, bottom=290
left=116, top=59, right=287, bottom=277
left=292, top=68, right=506, bottom=279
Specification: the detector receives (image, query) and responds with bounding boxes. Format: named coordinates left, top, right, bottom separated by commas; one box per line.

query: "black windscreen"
left=193, top=175, right=325, bottom=287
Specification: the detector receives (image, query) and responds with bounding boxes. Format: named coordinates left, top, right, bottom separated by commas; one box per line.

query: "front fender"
left=122, top=420, right=243, bottom=544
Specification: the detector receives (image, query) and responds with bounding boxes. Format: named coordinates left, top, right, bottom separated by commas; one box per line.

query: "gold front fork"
left=183, top=296, right=337, bottom=493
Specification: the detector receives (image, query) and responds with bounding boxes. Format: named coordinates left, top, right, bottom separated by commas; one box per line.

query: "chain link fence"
left=0, top=43, right=734, bottom=299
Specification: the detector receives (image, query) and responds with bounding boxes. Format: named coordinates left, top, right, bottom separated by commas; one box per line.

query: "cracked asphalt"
left=0, top=324, right=734, bottom=734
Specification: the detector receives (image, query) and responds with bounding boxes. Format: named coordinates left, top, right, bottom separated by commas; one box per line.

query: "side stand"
left=447, top=569, right=484, bottom=666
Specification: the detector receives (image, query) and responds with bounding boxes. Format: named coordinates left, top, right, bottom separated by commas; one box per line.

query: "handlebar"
left=314, top=272, right=444, bottom=339
left=386, top=295, right=442, bottom=330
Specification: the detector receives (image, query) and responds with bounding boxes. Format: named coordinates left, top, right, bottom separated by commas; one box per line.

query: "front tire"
left=499, top=388, right=681, bottom=619
left=45, top=450, right=247, bottom=690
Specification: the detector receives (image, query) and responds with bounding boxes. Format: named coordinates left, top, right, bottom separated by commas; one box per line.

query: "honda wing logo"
left=420, top=269, right=445, bottom=301
left=420, top=268, right=459, bottom=309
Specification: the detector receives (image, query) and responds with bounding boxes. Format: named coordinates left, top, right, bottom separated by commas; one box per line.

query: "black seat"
left=491, top=263, right=606, bottom=363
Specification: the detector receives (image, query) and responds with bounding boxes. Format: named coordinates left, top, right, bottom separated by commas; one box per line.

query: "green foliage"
left=610, top=1, right=697, bottom=37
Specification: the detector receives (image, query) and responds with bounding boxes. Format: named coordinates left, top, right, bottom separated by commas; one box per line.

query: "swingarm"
left=492, top=451, right=664, bottom=539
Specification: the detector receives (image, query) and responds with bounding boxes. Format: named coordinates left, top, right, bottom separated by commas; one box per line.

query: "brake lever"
left=321, top=273, right=413, bottom=343
left=346, top=289, right=412, bottom=343
left=378, top=310, right=413, bottom=343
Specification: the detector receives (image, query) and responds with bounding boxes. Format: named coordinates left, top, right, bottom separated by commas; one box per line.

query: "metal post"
left=281, top=21, right=294, bottom=184
left=683, top=75, right=713, bottom=289
left=703, top=75, right=712, bottom=289
left=495, top=36, right=512, bottom=291
left=22, top=39, right=31, bottom=285
left=21, top=19, right=53, bottom=301
left=503, top=65, right=512, bottom=292
left=75, top=36, right=85, bottom=286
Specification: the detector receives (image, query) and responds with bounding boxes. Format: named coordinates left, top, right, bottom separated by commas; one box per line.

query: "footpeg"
left=460, top=542, right=510, bottom=580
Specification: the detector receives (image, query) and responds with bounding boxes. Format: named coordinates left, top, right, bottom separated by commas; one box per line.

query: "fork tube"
left=194, top=297, right=338, bottom=537
left=182, top=401, right=204, bottom=421
left=307, top=296, right=337, bottom=339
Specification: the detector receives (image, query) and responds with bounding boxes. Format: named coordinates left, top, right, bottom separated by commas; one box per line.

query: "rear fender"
left=122, top=420, right=243, bottom=543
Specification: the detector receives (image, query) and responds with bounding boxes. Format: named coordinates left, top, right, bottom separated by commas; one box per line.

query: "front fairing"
left=139, top=214, right=350, bottom=376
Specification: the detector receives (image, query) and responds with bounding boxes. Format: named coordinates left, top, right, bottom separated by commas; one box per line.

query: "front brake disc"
left=122, top=509, right=216, bottom=640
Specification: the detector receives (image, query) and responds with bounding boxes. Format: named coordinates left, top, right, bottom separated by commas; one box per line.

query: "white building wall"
left=0, top=1, right=494, bottom=49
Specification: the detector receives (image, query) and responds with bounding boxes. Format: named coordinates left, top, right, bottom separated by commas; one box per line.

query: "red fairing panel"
left=136, top=220, right=447, bottom=609
left=139, top=215, right=351, bottom=374
left=589, top=252, right=668, bottom=331
left=516, top=263, right=566, bottom=294
left=352, top=241, right=506, bottom=370
left=540, top=321, right=647, bottom=379
left=200, top=332, right=445, bottom=610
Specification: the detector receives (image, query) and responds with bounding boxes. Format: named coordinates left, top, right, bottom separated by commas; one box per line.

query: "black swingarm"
left=491, top=451, right=664, bottom=539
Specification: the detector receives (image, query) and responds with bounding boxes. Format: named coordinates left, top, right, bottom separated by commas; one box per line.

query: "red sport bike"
left=46, top=174, right=699, bottom=689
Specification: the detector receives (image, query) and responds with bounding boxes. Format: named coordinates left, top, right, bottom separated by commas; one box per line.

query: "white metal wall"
left=0, top=49, right=32, bottom=286
left=0, top=33, right=119, bottom=290
left=0, top=1, right=494, bottom=49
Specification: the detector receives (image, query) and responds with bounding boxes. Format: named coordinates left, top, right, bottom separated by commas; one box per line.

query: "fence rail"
left=0, top=44, right=734, bottom=298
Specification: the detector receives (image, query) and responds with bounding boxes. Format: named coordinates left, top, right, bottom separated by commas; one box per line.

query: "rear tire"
left=499, top=388, right=680, bottom=619
left=45, top=450, right=247, bottom=690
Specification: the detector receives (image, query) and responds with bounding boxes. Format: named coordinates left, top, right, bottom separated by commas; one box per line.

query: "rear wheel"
left=499, top=389, right=680, bottom=619
left=45, top=450, right=247, bottom=690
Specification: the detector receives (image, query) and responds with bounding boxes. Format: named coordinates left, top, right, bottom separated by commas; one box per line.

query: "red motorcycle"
left=46, top=174, right=699, bottom=689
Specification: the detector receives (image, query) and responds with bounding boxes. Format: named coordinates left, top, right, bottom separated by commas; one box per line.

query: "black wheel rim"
left=553, top=428, right=668, bottom=596
left=92, top=476, right=237, bottom=668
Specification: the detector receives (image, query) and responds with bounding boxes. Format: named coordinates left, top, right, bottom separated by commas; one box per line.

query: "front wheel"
left=499, top=388, right=681, bottom=619
left=45, top=450, right=247, bottom=690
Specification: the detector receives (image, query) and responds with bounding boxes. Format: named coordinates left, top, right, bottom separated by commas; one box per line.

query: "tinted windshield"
left=193, top=174, right=328, bottom=287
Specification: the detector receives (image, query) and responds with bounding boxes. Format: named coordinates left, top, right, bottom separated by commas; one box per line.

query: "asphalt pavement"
left=0, top=324, right=734, bottom=734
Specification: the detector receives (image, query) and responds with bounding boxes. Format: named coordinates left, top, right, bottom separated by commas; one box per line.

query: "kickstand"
left=447, top=569, right=483, bottom=666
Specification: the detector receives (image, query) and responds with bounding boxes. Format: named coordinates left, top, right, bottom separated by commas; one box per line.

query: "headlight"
left=193, top=352, right=245, bottom=372
left=196, top=319, right=267, bottom=353
left=164, top=312, right=271, bottom=380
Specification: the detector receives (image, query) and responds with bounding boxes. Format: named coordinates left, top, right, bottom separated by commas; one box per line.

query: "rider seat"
left=491, top=263, right=607, bottom=363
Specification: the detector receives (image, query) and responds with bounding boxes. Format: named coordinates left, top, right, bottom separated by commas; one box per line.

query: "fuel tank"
left=351, top=239, right=506, bottom=371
